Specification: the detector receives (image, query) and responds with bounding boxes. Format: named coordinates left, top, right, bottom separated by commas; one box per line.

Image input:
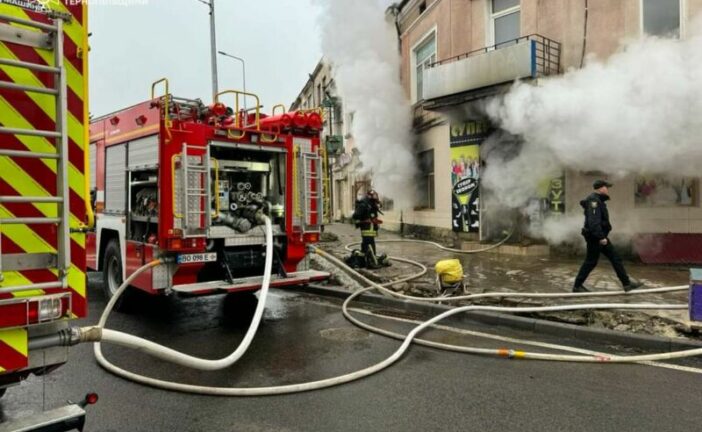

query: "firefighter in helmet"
left=353, top=189, right=384, bottom=268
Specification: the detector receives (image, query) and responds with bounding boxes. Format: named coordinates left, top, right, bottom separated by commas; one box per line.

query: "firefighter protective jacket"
left=353, top=197, right=381, bottom=233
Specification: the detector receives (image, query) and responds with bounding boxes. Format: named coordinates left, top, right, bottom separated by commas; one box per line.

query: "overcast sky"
left=89, top=0, right=323, bottom=117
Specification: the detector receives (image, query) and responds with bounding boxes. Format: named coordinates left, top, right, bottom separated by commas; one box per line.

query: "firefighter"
left=353, top=189, right=383, bottom=269
left=573, top=180, right=643, bottom=293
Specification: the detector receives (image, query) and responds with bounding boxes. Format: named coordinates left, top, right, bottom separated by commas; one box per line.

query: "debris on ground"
left=314, top=223, right=698, bottom=341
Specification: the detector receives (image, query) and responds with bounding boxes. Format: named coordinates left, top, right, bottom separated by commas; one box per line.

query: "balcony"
left=423, top=35, right=560, bottom=108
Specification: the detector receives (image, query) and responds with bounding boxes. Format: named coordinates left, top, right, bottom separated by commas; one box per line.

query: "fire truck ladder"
left=180, top=143, right=208, bottom=238
left=0, top=14, right=72, bottom=293
left=320, top=141, right=331, bottom=224
left=300, top=151, right=323, bottom=232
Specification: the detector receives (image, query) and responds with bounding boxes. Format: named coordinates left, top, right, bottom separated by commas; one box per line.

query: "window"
left=417, top=149, right=435, bottom=209
left=419, top=1, right=427, bottom=14
left=491, top=0, right=520, bottom=47
left=382, top=198, right=395, bottom=211
left=642, top=0, right=681, bottom=37
left=334, top=103, right=343, bottom=128
left=413, top=32, right=436, bottom=102
left=345, top=111, right=355, bottom=137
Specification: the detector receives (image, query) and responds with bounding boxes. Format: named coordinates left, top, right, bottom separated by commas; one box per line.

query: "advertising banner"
left=450, top=121, right=490, bottom=233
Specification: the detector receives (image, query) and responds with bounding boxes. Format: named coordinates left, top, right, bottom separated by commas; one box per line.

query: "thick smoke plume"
left=484, top=21, right=702, bottom=242
left=317, top=0, right=417, bottom=208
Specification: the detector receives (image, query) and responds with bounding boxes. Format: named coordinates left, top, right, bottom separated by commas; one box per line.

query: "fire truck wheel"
left=103, top=240, right=131, bottom=311
left=0, top=388, right=6, bottom=399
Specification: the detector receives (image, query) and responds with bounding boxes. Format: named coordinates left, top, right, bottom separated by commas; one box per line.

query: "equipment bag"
left=345, top=249, right=368, bottom=269
left=435, top=259, right=464, bottom=285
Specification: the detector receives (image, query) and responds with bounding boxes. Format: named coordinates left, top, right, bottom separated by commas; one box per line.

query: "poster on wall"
left=635, top=176, right=698, bottom=207
left=526, top=174, right=566, bottom=235
left=450, top=121, right=491, bottom=233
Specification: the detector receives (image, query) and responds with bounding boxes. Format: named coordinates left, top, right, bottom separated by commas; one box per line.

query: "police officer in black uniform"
left=353, top=190, right=383, bottom=268
left=573, top=180, right=643, bottom=293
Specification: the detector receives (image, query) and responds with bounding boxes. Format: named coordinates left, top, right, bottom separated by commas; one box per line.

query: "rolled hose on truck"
left=77, top=219, right=700, bottom=397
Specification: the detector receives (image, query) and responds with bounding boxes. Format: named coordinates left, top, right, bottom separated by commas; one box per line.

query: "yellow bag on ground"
left=435, top=259, right=464, bottom=285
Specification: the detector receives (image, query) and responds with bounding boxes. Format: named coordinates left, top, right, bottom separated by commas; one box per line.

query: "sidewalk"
left=313, top=223, right=698, bottom=340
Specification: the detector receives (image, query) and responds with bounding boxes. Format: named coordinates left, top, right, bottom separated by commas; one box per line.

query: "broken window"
left=417, top=149, right=435, bottom=209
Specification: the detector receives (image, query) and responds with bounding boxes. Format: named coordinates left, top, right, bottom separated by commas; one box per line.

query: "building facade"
left=290, top=58, right=367, bottom=223
left=290, top=58, right=356, bottom=223
left=376, top=0, right=702, bottom=263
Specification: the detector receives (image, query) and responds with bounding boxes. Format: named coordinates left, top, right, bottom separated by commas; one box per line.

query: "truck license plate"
left=177, top=252, right=217, bottom=264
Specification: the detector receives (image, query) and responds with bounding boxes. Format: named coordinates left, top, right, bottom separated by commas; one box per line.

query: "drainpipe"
left=580, top=0, right=589, bottom=68
left=400, top=210, right=405, bottom=237
left=386, top=3, right=403, bottom=52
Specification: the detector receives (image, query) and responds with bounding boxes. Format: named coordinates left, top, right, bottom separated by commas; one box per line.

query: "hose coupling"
left=498, top=349, right=525, bottom=360
left=78, top=326, right=103, bottom=343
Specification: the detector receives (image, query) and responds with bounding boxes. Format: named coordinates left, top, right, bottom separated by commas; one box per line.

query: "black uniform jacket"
left=580, top=192, right=612, bottom=241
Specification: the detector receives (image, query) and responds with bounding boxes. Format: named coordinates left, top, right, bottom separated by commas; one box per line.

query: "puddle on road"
left=319, top=327, right=370, bottom=342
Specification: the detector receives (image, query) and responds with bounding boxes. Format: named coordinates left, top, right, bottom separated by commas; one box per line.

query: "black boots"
left=623, top=280, right=644, bottom=292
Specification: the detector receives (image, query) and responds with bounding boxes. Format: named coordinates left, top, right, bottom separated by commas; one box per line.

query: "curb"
left=293, top=284, right=702, bottom=353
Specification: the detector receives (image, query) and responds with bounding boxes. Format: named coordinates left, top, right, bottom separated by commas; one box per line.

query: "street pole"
left=198, top=0, right=219, bottom=99
left=209, top=0, right=219, bottom=100
left=218, top=51, right=247, bottom=109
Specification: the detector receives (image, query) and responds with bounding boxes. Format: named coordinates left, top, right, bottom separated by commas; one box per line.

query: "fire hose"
left=66, top=220, right=700, bottom=396
left=312, top=247, right=698, bottom=364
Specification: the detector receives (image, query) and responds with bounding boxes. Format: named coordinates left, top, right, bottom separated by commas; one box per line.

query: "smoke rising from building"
left=317, top=0, right=417, bottom=209
left=484, top=22, right=702, bottom=243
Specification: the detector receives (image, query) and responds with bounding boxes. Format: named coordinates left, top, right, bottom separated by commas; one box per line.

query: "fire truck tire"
left=0, top=388, right=6, bottom=399
left=103, top=240, right=131, bottom=312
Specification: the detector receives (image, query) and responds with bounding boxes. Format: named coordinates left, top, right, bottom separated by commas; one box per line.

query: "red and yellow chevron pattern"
left=0, top=328, right=28, bottom=372
left=0, top=1, right=88, bottom=318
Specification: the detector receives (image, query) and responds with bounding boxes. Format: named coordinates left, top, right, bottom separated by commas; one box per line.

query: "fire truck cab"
left=86, top=84, right=329, bottom=304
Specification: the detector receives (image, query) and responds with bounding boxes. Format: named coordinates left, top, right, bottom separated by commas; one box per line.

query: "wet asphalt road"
left=1, top=272, right=701, bottom=432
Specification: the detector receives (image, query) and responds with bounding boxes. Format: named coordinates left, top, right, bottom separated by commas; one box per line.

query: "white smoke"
left=538, top=214, right=583, bottom=245
left=316, top=0, right=417, bottom=209
left=485, top=23, right=702, bottom=209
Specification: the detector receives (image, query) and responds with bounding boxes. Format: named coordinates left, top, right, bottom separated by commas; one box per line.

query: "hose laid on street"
left=341, top=287, right=700, bottom=363
left=316, top=246, right=689, bottom=303
left=344, top=228, right=514, bottom=255
left=95, top=217, right=274, bottom=371
left=94, top=217, right=272, bottom=371
left=90, top=222, right=698, bottom=396
left=89, top=217, right=441, bottom=395
left=313, top=246, right=701, bottom=364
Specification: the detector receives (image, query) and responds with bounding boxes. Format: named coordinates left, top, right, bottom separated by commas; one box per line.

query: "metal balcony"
left=423, top=34, right=561, bottom=106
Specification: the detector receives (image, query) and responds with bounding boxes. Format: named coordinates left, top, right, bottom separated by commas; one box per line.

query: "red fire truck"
left=86, top=81, right=329, bottom=306
left=0, top=0, right=95, bottom=428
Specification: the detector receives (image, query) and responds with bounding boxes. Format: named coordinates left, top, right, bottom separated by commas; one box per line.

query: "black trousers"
left=361, top=236, right=376, bottom=256
left=574, top=237, right=631, bottom=288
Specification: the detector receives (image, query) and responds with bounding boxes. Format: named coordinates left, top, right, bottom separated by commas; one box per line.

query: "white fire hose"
left=94, top=216, right=274, bottom=371
left=312, top=244, right=699, bottom=364
left=83, top=219, right=700, bottom=396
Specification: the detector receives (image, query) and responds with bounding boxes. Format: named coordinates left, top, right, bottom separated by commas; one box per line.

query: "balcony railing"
left=423, top=34, right=561, bottom=102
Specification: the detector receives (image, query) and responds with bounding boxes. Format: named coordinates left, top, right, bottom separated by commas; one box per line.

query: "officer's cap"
left=593, top=180, right=613, bottom=189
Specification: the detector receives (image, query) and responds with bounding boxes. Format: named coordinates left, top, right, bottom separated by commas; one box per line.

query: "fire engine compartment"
left=127, top=143, right=290, bottom=281
left=209, top=145, right=287, bottom=236
left=203, top=145, right=289, bottom=280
